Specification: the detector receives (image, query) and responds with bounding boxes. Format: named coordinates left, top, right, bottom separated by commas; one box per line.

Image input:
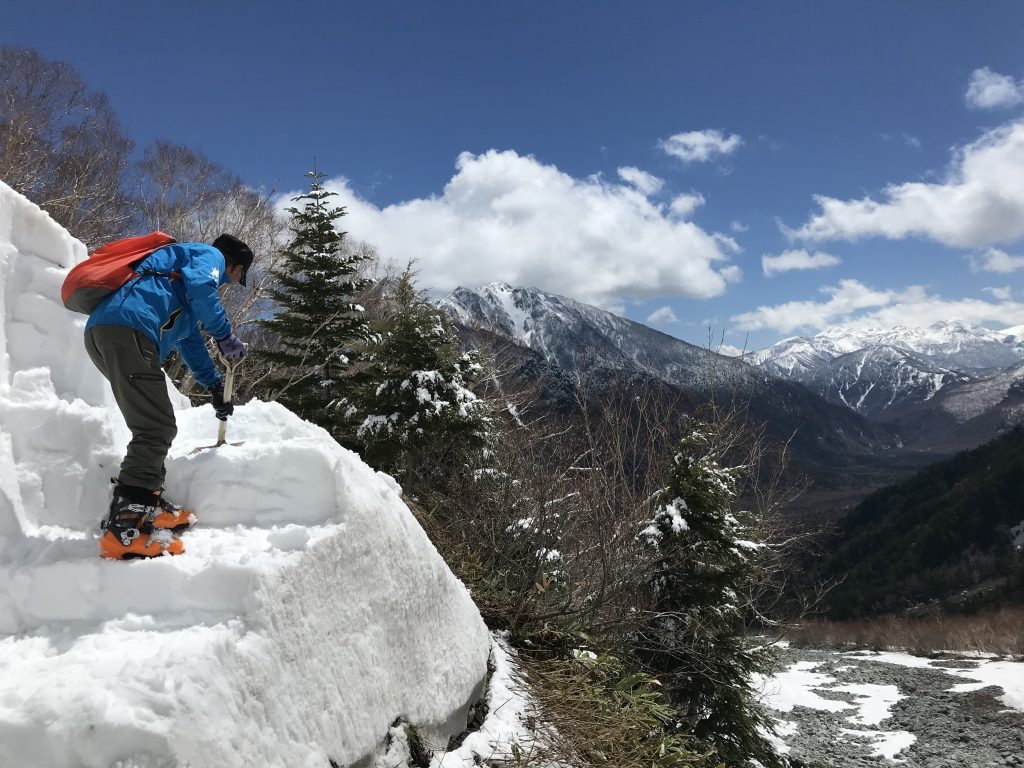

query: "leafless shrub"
left=131, top=140, right=292, bottom=398
left=786, top=607, right=1024, bottom=657
left=0, top=47, right=134, bottom=247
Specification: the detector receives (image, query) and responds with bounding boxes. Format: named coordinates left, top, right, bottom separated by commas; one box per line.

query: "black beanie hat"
left=212, top=234, right=254, bottom=286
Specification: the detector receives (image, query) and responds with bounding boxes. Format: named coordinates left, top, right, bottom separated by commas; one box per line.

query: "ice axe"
left=191, top=352, right=245, bottom=454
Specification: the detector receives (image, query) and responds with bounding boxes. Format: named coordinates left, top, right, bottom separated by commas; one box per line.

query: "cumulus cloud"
left=762, top=249, right=841, bottom=276
left=646, top=306, right=679, bottom=324
left=965, top=67, right=1024, bottom=109
left=669, top=192, right=705, bottom=218
left=731, top=279, right=1024, bottom=334
left=617, top=166, right=665, bottom=196
left=659, top=129, right=743, bottom=164
left=789, top=121, right=1024, bottom=248
left=315, top=150, right=739, bottom=307
left=730, top=220, right=749, bottom=233
left=970, top=247, right=1024, bottom=273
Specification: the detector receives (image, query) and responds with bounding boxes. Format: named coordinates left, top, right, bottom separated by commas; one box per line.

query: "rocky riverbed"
left=758, top=645, right=1024, bottom=767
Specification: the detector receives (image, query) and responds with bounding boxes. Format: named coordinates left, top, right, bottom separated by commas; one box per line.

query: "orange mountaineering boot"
left=151, top=490, right=197, bottom=533
left=99, top=527, right=184, bottom=560
left=99, top=485, right=185, bottom=560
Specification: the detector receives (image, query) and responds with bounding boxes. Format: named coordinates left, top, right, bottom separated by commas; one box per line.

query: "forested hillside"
left=821, top=426, right=1024, bottom=619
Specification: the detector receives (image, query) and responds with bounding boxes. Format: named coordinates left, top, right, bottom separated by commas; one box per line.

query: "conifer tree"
left=343, top=268, right=491, bottom=481
left=257, top=170, right=371, bottom=427
left=638, top=421, right=782, bottom=768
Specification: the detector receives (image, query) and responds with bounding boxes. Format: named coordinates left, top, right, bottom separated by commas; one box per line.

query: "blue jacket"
left=86, top=243, right=233, bottom=389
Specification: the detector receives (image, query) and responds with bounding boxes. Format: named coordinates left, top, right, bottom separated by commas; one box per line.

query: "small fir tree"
left=257, top=170, right=371, bottom=427
left=638, top=421, right=782, bottom=768
left=343, top=268, right=491, bottom=481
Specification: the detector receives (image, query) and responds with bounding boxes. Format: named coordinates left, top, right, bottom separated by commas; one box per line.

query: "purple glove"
left=216, top=333, right=246, bottom=360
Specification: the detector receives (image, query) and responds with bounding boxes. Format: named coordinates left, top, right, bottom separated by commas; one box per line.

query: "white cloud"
left=984, top=286, right=1013, bottom=301
left=970, top=247, right=1024, bottom=273
left=646, top=306, right=679, bottom=324
left=617, top=166, right=665, bottom=196
left=659, top=129, right=743, bottom=164
left=789, top=121, right=1024, bottom=248
left=965, top=67, right=1024, bottom=109
left=881, top=132, right=923, bottom=149
left=313, top=150, right=739, bottom=307
left=731, top=279, right=1024, bottom=334
left=720, top=264, right=743, bottom=283
left=730, top=220, right=748, bottom=233
left=669, top=192, right=705, bottom=218
left=716, top=343, right=746, bottom=357
left=762, top=249, right=842, bottom=276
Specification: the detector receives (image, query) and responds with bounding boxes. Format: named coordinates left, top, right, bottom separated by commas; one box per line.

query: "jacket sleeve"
left=179, top=245, right=233, bottom=341
left=176, top=327, right=221, bottom=390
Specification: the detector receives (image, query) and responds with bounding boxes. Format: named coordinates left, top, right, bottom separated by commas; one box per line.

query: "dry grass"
left=515, top=649, right=708, bottom=768
left=786, top=607, right=1024, bottom=657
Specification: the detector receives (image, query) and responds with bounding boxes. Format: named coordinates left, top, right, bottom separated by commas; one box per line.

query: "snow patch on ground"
left=0, top=180, right=491, bottom=767
left=839, top=728, right=917, bottom=762
left=846, top=650, right=1024, bottom=713
left=756, top=658, right=916, bottom=763
left=762, top=648, right=1024, bottom=763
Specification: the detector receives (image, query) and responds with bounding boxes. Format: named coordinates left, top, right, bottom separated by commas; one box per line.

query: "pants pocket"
left=132, top=332, right=163, bottom=371
left=128, top=372, right=166, bottom=386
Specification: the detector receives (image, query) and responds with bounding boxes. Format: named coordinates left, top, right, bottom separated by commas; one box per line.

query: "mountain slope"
left=441, top=283, right=899, bottom=481
left=889, top=359, right=1024, bottom=450
left=797, top=345, right=971, bottom=420
left=820, top=425, right=1024, bottom=619
left=0, top=180, right=493, bottom=767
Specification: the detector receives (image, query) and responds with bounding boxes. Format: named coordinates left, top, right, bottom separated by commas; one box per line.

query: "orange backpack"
left=61, top=232, right=178, bottom=314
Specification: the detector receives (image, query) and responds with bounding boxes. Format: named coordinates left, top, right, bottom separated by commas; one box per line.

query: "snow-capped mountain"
left=440, top=283, right=897, bottom=472
left=752, top=322, right=1024, bottom=376
left=751, top=322, right=1024, bottom=419
left=441, top=283, right=735, bottom=389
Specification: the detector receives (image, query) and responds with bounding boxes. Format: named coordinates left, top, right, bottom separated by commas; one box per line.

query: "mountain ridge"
left=749, top=322, right=1024, bottom=440
left=440, top=283, right=902, bottom=490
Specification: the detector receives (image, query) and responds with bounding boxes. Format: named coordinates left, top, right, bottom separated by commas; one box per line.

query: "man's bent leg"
left=85, top=325, right=177, bottom=490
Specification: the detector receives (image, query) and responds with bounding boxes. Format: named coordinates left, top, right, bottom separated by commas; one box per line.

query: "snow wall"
left=0, top=180, right=491, bottom=767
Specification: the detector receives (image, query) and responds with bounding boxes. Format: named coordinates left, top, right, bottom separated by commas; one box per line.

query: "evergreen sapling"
left=256, top=170, right=371, bottom=430
left=345, top=269, right=491, bottom=480
left=638, top=422, right=783, bottom=768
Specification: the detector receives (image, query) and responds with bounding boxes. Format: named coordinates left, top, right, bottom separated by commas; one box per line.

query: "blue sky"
left=5, top=1, right=1024, bottom=351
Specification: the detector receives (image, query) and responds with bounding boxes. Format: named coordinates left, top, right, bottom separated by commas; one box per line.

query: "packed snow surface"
left=0, top=180, right=490, bottom=767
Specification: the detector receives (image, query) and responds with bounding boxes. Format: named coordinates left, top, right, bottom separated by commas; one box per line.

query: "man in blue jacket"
left=86, top=234, right=252, bottom=559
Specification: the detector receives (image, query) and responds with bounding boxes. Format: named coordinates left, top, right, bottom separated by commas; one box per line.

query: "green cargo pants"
left=85, top=324, right=177, bottom=491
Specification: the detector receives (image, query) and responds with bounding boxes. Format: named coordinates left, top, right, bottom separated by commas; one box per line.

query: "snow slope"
left=0, top=180, right=491, bottom=767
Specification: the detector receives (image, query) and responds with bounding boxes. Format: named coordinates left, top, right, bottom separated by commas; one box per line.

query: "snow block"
left=0, top=180, right=491, bottom=767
